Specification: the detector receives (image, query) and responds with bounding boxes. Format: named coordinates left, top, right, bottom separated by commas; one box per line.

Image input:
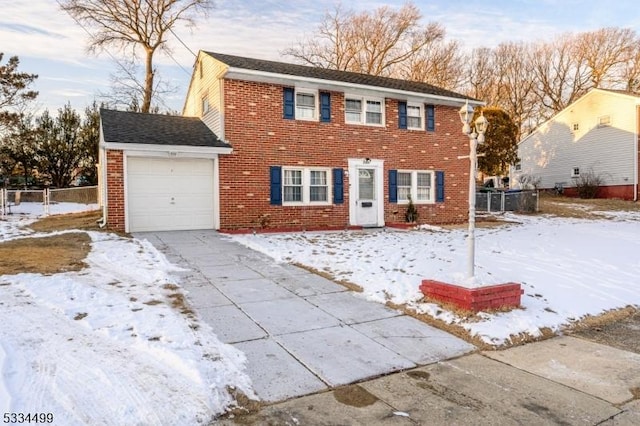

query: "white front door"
left=349, top=159, right=384, bottom=227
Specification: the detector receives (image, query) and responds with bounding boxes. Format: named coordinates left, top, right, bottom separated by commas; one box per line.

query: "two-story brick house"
left=100, top=51, right=481, bottom=233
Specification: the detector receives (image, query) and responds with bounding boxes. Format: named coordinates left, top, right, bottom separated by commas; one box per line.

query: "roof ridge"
left=203, top=51, right=476, bottom=102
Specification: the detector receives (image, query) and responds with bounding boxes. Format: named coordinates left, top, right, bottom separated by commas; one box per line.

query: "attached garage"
left=99, top=109, right=232, bottom=233
left=127, top=157, right=215, bottom=232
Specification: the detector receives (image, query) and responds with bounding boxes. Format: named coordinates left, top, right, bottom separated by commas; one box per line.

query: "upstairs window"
left=598, top=115, right=611, bottom=127
left=572, top=122, right=579, bottom=132
left=201, top=96, right=210, bottom=114
left=295, top=90, right=317, bottom=120
left=345, top=96, right=384, bottom=126
left=345, top=99, right=362, bottom=123
left=571, top=167, right=580, bottom=177
left=407, top=104, right=423, bottom=130
left=284, top=88, right=322, bottom=121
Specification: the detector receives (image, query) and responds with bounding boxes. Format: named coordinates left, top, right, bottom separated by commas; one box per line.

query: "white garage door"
left=127, top=157, right=215, bottom=232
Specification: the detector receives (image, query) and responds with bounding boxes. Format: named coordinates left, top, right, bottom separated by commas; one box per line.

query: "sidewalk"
left=135, top=230, right=475, bottom=402
left=219, top=337, right=640, bottom=425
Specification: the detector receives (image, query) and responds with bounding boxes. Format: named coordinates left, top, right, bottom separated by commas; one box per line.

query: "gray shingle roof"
left=100, top=109, right=231, bottom=148
left=205, top=51, right=474, bottom=101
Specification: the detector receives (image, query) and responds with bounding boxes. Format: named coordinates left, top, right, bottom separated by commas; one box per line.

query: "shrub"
left=405, top=195, right=419, bottom=222
left=574, top=170, right=604, bottom=199
left=518, top=174, right=541, bottom=190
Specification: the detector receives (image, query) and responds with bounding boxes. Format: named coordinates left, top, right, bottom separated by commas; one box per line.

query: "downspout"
left=97, top=125, right=108, bottom=228
left=635, top=105, right=639, bottom=201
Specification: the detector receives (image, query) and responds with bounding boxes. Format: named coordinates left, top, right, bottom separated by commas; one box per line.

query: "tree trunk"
left=142, top=49, right=154, bottom=113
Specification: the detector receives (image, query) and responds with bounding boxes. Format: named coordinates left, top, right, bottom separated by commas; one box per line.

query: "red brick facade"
left=219, top=79, right=470, bottom=231
left=105, top=149, right=125, bottom=232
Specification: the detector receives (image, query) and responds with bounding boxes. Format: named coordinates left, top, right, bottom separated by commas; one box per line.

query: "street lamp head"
left=475, top=113, right=488, bottom=135
left=458, top=100, right=474, bottom=134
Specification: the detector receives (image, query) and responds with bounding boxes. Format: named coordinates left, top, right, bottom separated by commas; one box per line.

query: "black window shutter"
left=426, top=104, right=435, bottom=131
left=389, top=169, right=398, bottom=203
left=398, top=101, right=407, bottom=129
left=436, top=170, right=445, bottom=202
left=332, top=168, right=344, bottom=204
left=270, top=166, right=282, bottom=205
left=283, top=88, right=294, bottom=120
left=320, top=92, right=331, bottom=122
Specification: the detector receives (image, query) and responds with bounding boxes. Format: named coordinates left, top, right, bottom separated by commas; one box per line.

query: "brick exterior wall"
left=220, top=79, right=471, bottom=231
left=106, top=149, right=125, bottom=232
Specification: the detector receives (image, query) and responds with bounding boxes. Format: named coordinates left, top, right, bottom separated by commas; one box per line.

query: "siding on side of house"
left=183, top=52, right=228, bottom=138
left=514, top=90, right=638, bottom=191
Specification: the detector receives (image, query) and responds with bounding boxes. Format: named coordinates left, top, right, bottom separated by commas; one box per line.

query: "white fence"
left=0, top=186, right=98, bottom=217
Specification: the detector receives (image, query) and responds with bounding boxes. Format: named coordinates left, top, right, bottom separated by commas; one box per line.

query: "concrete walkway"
left=135, top=230, right=475, bottom=402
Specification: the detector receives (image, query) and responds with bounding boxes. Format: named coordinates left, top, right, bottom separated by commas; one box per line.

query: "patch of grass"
left=293, top=262, right=364, bottom=292
left=28, top=210, right=103, bottom=233
left=162, top=283, right=180, bottom=291
left=74, top=312, right=88, bottom=320
left=563, top=306, right=637, bottom=333
left=0, top=232, right=91, bottom=275
left=537, top=194, right=640, bottom=219
left=167, top=292, right=195, bottom=316
left=333, top=385, right=379, bottom=408
left=143, top=299, right=163, bottom=306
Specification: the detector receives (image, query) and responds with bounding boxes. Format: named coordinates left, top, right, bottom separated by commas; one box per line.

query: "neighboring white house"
left=511, top=88, right=640, bottom=200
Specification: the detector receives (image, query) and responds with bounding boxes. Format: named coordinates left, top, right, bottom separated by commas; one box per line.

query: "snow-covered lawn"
left=231, top=210, right=640, bottom=345
left=0, top=204, right=254, bottom=424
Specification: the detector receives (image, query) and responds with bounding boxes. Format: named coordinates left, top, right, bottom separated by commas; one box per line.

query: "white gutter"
left=224, top=67, right=485, bottom=107
left=101, top=142, right=233, bottom=156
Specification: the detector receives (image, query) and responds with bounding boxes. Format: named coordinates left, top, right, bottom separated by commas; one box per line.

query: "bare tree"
left=60, top=0, right=212, bottom=113
left=575, top=27, right=637, bottom=88
left=284, top=2, right=446, bottom=77
left=400, top=39, right=465, bottom=91
left=530, top=34, right=592, bottom=119
left=464, top=47, right=500, bottom=104
left=621, top=43, right=640, bottom=92
left=492, top=42, right=537, bottom=137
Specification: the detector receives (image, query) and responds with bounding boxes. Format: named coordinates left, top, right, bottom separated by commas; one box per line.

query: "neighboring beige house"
left=511, top=88, right=640, bottom=200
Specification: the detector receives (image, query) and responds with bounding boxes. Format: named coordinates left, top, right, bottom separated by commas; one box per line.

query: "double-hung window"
left=282, top=167, right=331, bottom=205
left=407, top=104, right=423, bottom=130
left=345, top=96, right=384, bottom=126
left=397, top=170, right=434, bottom=203
left=295, top=90, right=317, bottom=120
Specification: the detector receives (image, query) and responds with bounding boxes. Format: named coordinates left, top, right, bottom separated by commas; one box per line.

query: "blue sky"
left=2, top=0, right=640, bottom=113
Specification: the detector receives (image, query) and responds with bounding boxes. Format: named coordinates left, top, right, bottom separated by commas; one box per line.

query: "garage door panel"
left=126, top=157, right=215, bottom=232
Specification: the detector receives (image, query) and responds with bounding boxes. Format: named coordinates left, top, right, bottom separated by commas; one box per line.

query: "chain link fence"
left=476, top=190, right=538, bottom=213
left=0, top=186, right=98, bottom=217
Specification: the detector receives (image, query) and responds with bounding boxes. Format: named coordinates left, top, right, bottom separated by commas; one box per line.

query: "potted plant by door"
left=405, top=195, right=419, bottom=223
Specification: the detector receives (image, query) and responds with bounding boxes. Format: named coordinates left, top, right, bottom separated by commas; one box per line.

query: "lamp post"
left=458, top=101, right=488, bottom=280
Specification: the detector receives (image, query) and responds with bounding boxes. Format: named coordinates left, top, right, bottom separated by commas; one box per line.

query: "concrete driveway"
left=135, top=230, right=475, bottom=402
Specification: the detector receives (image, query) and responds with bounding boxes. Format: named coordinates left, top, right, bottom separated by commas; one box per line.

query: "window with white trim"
left=514, top=162, right=522, bottom=171
left=598, top=115, right=611, bottom=127
left=571, top=167, right=580, bottom=177
left=283, top=167, right=331, bottom=205
left=201, top=96, right=210, bottom=114
left=407, top=104, right=423, bottom=130
left=295, top=90, right=318, bottom=120
left=572, top=122, right=579, bottom=132
left=397, top=170, right=435, bottom=203
left=345, top=96, right=384, bottom=125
